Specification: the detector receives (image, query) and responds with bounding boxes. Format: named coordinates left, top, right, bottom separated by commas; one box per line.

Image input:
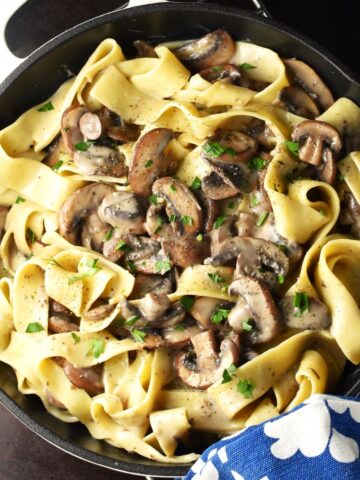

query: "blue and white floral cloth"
left=184, top=395, right=360, bottom=480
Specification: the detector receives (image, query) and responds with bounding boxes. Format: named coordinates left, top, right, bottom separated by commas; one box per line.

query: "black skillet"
left=0, top=2, right=360, bottom=478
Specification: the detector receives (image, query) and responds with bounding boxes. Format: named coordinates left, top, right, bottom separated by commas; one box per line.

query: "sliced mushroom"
left=133, top=40, right=158, bottom=58
left=48, top=315, right=80, bottom=334
left=73, top=145, right=127, bottom=177
left=148, top=302, right=186, bottom=329
left=175, top=330, right=239, bottom=389
left=163, top=324, right=202, bottom=349
left=50, top=300, right=74, bottom=317
left=173, top=29, right=236, bottom=71
left=210, top=215, right=237, bottom=256
left=58, top=183, right=115, bottom=244
left=61, top=105, right=89, bottom=152
left=83, top=303, right=115, bottom=321
left=277, top=85, right=320, bottom=119
left=292, top=120, right=342, bottom=184
left=284, top=58, right=334, bottom=111
left=195, top=190, right=219, bottom=232
left=119, top=300, right=146, bottom=328
left=237, top=212, right=257, bottom=237
left=107, top=124, right=140, bottom=143
left=145, top=203, right=173, bottom=240
left=279, top=295, right=331, bottom=330
left=129, top=128, right=174, bottom=197
left=161, top=235, right=210, bottom=268
left=138, top=292, right=171, bottom=321
left=228, top=276, right=281, bottom=344
left=45, top=389, right=67, bottom=410
left=202, top=171, right=239, bottom=200
left=190, top=296, right=232, bottom=330
left=63, top=360, right=104, bottom=396
left=79, top=112, right=102, bottom=140
left=240, top=118, right=276, bottom=149
left=81, top=212, right=110, bottom=252
left=43, top=135, right=67, bottom=169
left=124, top=236, right=171, bottom=275
left=199, top=63, right=250, bottom=88
left=98, top=191, right=147, bottom=234
left=129, top=274, right=173, bottom=299
left=102, top=229, right=128, bottom=262
left=340, top=191, right=360, bottom=238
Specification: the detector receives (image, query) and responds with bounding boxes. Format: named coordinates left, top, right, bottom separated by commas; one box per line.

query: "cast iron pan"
left=0, top=2, right=360, bottom=478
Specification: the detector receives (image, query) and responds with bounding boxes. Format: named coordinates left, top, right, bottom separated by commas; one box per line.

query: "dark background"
left=1, top=1, right=359, bottom=479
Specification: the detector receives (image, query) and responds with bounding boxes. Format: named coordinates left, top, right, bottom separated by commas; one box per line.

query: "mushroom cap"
left=61, top=105, right=88, bottom=152
left=98, top=191, right=147, bottom=234
left=284, top=58, right=334, bottom=111
left=202, top=171, right=240, bottom=200
left=58, top=183, right=115, bottom=244
left=48, top=316, right=80, bottom=334
left=152, top=177, right=203, bottom=236
left=278, top=85, right=320, bottom=119
left=81, top=211, right=110, bottom=252
left=174, top=29, right=236, bottom=71
left=73, top=145, right=127, bottom=177
left=138, top=292, right=171, bottom=322
left=129, top=274, right=172, bottom=300
left=79, top=111, right=102, bottom=140
left=199, top=63, right=251, bottom=88
left=279, top=295, right=331, bottom=330
left=63, top=361, right=104, bottom=396
left=190, top=296, right=233, bottom=331
left=229, top=276, right=281, bottom=344
left=161, top=235, right=210, bottom=268
left=129, top=128, right=174, bottom=197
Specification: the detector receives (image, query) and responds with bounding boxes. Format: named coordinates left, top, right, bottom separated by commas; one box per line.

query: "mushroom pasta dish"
left=1, top=29, right=360, bottom=463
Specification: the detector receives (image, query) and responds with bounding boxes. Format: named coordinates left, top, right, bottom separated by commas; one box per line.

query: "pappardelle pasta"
left=0, top=29, right=360, bottom=462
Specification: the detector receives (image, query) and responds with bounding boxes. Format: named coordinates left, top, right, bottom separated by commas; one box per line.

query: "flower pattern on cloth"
left=184, top=395, right=360, bottom=480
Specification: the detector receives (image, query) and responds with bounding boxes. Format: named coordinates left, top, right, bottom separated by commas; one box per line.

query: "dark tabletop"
left=1, top=1, right=359, bottom=479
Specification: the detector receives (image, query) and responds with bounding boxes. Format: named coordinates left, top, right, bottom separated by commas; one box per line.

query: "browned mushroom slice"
left=190, top=297, right=233, bottom=330
left=210, top=215, right=237, bottom=256
left=202, top=171, right=239, bottom=200
left=43, top=135, right=67, bottom=169
left=237, top=212, right=257, bottom=237
left=107, top=124, right=141, bottom=143
left=292, top=120, right=342, bottom=184
left=279, top=295, right=331, bottom=330
left=138, top=292, right=171, bottom=322
left=199, top=63, right=251, bottom=88
left=83, top=302, right=115, bottom=321
left=124, top=236, right=171, bottom=275
left=228, top=276, right=281, bottom=344
left=240, top=118, right=276, bottom=149
left=98, top=191, right=147, bottom=234
left=173, top=29, right=236, bottom=72
left=45, top=389, right=67, bottom=410
left=58, top=183, right=115, bottom=244
left=129, top=128, right=174, bottom=197
left=175, top=330, right=239, bottom=389
left=81, top=212, right=110, bottom=252
left=73, top=145, right=127, bottom=177
left=63, top=360, right=104, bottom=396
left=133, top=40, right=158, bottom=58
left=79, top=112, right=102, bottom=140
left=161, top=235, right=210, bottom=268
left=102, top=229, right=128, bottom=262
left=152, top=177, right=203, bottom=236
left=145, top=204, right=173, bottom=240
left=277, top=86, right=320, bottom=119
left=129, top=274, right=173, bottom=299
left=61, top=105, right=88, bottom=152
left=284, top=58, right=334, bottom=111
left=48, top=315, right=80, bottom=334
left=195, top=190, right=219, bottom=232
left=340, top=191, right=360, bottom=238
left=163, top=324, right=202, bottom=349
left=50, top=300, right=73, bottom=317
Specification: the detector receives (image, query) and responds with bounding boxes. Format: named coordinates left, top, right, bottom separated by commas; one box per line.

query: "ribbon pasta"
left=0, top=32, right=359, bottom=464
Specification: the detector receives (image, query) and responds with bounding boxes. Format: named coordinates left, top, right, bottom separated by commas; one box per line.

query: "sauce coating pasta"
left=0, top=29, right=359, bottom=462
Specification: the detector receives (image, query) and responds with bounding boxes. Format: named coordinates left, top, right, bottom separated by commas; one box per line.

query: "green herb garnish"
left=211, top=307, right=230, bottom=324
left=149, top=194, right=158, bottom=205
left=250, top=194, right=260, bottom=208
left=126, top=260, right=137, bottom=273
left=125, top=315, right=141, bottom=326
left=104, top=229, right=113, bottom=241
left=277, top=274, right=285, bottom=284
left=68, top=258, right=102, bottom=284
left=168, top=214, right=177, bottom=222
left=214, top=215, right=227, bottom=229
left=175, top=324, right=185, bottom=332
left=145, top=159, right=153, bottom=168
left=239, top=63, right=256, bottom=70
left=242, top=319, right=254, bottom=332
left=74, top=141, right=94, bottom=151
left=37, top=101, right=54, bottom=112
left=26, top=322, right=44, bottom=333
left=202, top=141, right=236, bottom=158
left=115, top=240, right=129, bottom=251
left=180, top=215, right=193, bottom=226
left=15, top=196, right=26, bottom=204
left=247, top=156, right=266, bottom=170
left=155, top=217, right=164, bottom=234
left=170, top=184, right=177, bottom=192
left=131, top=329, right=146, bottom=343
left=155, top=258, right=172, bottom=274
left=208, top=272, right=225, bottom=284
left=212, top=66, right=223, bottom=72
left=191, top=177, right=202, bottom=190
left=196, top=233, right=203, bottom=242
left=71, top=332, right=80, bottom=344
left=221, top=364, right=237, bottom=384
left=180, top=295, right=195, bottom=311
left=26, top=227, right=36, bottom=244
left=284, top=140, right=300, bottom=156
left=293, top=291, right=309, bottom=317
left=237, top=378, right=254, bottom=398
left=337, top=173, right=345, bottom=181
left=227, top=201, right=235, bottom=209
left=52, top=160, right=63, bottom=172
left=256, top=211, right=269, bottom=227
left=88, top=338, right=105, bottom=358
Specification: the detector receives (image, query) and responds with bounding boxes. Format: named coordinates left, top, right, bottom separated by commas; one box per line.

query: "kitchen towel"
left=184, top=394, right=360, bottom=480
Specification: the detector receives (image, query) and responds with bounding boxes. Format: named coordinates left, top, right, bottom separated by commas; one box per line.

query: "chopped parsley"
left=278, top=244, right=287, bottom=253
left=337, top=173, right=345, bottom=181
left=227, top=201, right=235, bottom=209
left=250, top=194, right=260, bottom=208
left=277, top=274, right=285, bottom=284
left=220, top=284, right=229, bottom=294
left=168, top=214, right=177, bottom=222
left=170, top=184, right=177, bottom=192
left=125, top=315, right=141, bottom=326
left=211, top=307, right=230, bottom=324
left=214, top=215, right=227, bottom=229
left=319, top=209, right=326, bottom=216
left=115, top=240, right=129, bottom=251
left=74, top=140, right=94, bottom=151
left=237, top=378, right=255, bottom=398
left=180, top=215, right=193, bottom=226
left=293, top=291, right=309, bottom=317
left=180, top=295, right=195, bottom=311
left=247, top=156, right=267, bottom=170
left=196, top=233, right=203, bottom=242
left=212, top=66, right=223, bottom=72
left=155, top=258, right=172, bottom=274
left=191, top=177, right=202, bottom=190
left=175, top=324, right=185, bottom=332
left=239, top=63, right=256, bottom=70
left=88, top=338, right=105, bottom=358
left=284, top=140, right=300, bottom=156
left=26, top=227, right=36, bottom=244
left=131, top=328, right=146, bottom=342
left=71, top=332, right=80, bottom=344
left=104, top=229, right=113, bottom=241
left=68, top=258, right=102, bottom=284
left=25, top=322, right=44, bottom=333
left=208, top=272, right=225, bottom=284
left=256, top=211, right=269, bottom=227
left=202, top=141, right=236, bottom=158
left=221, top=364, right=237, bottom=384
left=242, top=319, right=254, bottom=332
left=145, top=159, right=153, bottom=168
left=37, top=101, right=54, bottom=112
left=15, top=196, right=26, bottom=204
left=126, top=260, right=137, bottom=273
left=149, top=194, right=158, bottom=205
left=52, top=160, right=63, bottom=172
left=155, top=217, right=164, bottom=234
